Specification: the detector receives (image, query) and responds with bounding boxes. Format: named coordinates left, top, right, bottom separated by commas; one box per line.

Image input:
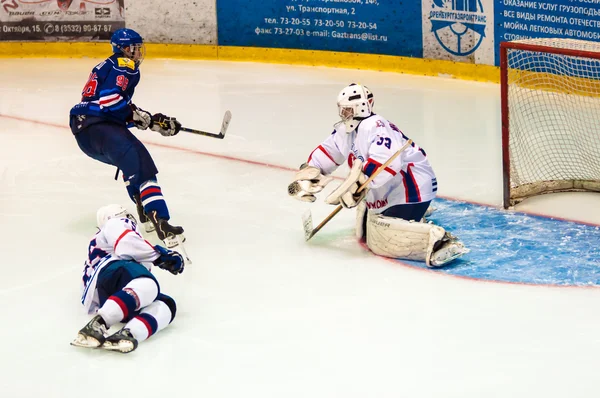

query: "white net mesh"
left=505, top=38, right=600, bottom=206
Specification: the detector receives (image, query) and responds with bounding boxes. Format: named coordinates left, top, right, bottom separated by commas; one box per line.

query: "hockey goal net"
left=501, top=38, right=600, bottom=208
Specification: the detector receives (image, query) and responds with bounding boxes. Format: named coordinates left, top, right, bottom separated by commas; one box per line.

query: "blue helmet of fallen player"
left=110, top=28, right=145, bottom=66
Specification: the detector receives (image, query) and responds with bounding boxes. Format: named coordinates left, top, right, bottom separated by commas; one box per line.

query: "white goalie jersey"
left=80, top=217, right=159, bottom=314
left=306, top=114, right=437, bottom=213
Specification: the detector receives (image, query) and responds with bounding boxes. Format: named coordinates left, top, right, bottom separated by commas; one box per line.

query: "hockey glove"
left=325, top=160, right=368, bottom=209
left=288, top=164, right=333, bottom=203
left=153, top=245, right=185, bottom=275
left=150, top=113, right=182, bottom=136
left=131, top=104, right=152, bottom=130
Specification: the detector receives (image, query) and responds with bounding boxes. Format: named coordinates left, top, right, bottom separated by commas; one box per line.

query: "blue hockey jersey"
left=70, top=54, right=141, bottom=125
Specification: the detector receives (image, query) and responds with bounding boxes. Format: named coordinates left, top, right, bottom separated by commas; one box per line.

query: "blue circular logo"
left=430, top=0, right=487, bottom=57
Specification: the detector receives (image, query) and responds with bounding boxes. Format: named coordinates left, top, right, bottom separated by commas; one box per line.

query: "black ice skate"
left=102, top=328, right=138, bottom=354
left=147, top=210, right=184, bottom=242
left=133, top=194, right=155, bottom=233
left=70, top=314, right=107, bottom=349
left=147, top=210, right=191, bottom=264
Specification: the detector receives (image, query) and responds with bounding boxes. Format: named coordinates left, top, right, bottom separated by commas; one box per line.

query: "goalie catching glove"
left=131, top=104, right=181, bottom=136
left=325, top=160, right=368, bottom=209
left=288, top=164, right=333, bottom=203
left=153, top=245, right=185, bottom=275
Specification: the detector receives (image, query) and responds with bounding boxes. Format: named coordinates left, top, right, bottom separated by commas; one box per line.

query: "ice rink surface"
left=1, top=58, right=600, bottom=397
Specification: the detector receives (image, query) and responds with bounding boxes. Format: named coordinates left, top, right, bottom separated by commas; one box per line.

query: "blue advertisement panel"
left=217, top=0, right=423, bottom=58
left=495, top=0, right=600, bottom=65
left=217, top=1, right=600, bottom=67
left=422, top=0, right=495, bottom=66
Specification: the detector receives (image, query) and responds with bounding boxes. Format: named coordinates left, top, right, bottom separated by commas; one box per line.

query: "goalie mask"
left=96, top=204, right=137, bottom=229
left=336, top=83, right=374, bottom=133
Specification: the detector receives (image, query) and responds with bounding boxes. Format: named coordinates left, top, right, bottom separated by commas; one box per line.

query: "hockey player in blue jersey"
left=69, top=28, right=184, bottom=247
left=71, top=204, right=184, bottom=354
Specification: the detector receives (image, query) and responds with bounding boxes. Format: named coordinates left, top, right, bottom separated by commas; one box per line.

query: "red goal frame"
left=500, top=40, right=600, bottom=209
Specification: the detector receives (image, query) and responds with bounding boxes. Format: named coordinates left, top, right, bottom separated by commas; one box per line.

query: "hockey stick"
left=302, top=139, right=413, bottom=241
left=180, top=110, right=232, bottom=139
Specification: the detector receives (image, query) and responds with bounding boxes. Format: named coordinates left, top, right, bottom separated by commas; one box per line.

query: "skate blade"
left=70, top=333, right=102, bottom=349
left=163, top=234, right=185, bottom=248
left=429, top=247, right=471, bottom=268
left=102, top=340, right=136, bottom=354
left=165, top=234, right=192, bottom=265
left=143, top=221, right=155, bottom=233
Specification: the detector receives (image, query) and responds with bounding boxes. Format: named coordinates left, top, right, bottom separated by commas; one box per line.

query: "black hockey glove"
left=153, top=245, right=184, bottom=275
left=131, top=104, right=152, bottom=130
left=150, top=113, right=182, bottom=137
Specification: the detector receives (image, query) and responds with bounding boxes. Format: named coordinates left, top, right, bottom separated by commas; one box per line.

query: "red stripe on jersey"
left=143, top=239, right=155, bottom=250
left=364, top=158, right=397, bottom=176
left=134, top=231, right=155, bottom=251
left=308, top=145, right=339, bottom=166
left=113, top=229, right=134, bottom=251
left=99, top=94, right=121, bottom=105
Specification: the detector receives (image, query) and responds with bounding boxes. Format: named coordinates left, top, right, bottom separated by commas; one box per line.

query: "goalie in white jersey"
left=71, top=204, right=184, bottom=353
left=288, top=84, right=468, bottom=267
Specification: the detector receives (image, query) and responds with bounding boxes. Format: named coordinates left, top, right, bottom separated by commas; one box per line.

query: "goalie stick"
left=302, top=139, right=413, bottom=241
left=180, top=110, right=232, bottom=139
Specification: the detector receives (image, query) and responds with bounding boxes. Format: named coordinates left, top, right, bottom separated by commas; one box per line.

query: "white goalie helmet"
left=96, top=204, right=136, bottom=229
left=336, top=83, right=374, bottom=133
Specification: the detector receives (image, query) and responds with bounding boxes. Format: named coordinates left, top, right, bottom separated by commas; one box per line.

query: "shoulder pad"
left=117, top=57, right=136, bottom=70
left=360, top=116, right=383, bottom=131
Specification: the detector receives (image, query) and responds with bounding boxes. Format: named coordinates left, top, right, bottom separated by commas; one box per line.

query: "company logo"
left=95, top=7, right=110, bottom=18
left=429, top=0, right=487, bottom=57
left=8, top=11, right=35, bottom=16
left=367, top=198, right=389, bottom=210
left=57, top=0, right=73, bottom=11
left=348, top=146, right=364, bottom=168
left=44, top=23, right=55, bottom=34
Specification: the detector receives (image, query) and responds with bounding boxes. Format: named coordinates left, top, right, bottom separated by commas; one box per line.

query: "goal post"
left=500, top=38, right=600, bottom=209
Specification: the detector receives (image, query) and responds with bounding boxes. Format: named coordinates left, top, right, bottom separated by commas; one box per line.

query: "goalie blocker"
left=355, top=201, right=469, bottom=267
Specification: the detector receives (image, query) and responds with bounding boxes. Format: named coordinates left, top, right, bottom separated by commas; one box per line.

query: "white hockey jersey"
left=307, top=114, right=437, bottom=213
left=80, top=217, right=159, bottom=314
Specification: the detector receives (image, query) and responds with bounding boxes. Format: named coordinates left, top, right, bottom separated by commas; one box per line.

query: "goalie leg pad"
left=366, top=213, right=445, bottom=266
left=355, top=199, right=367, bottom=240
left=366, top=214, right=469, bottom=267
left=429, top=233, right=470, bottom=267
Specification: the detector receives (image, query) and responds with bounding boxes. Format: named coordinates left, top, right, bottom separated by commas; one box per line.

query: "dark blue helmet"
left=110, top=28, right=145, bottom=65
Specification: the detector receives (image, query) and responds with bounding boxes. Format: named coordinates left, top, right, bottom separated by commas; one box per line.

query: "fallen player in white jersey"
left=288, top=83, right=469, bottom=267
left=71, top=204, right=184, bottom=353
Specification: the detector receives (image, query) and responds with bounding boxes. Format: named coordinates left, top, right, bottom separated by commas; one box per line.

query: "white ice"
left=1, top=58, right=600, bottom=398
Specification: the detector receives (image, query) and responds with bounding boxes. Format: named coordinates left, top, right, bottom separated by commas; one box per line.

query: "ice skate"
left=102, top=328, right=138, bottom=354
left=429, top=234, right=470, bottom=267
left=146, top=210, right=191, bottom=263
left=421, top=205, right=437, bottom=222
left=163, top=233, right=192, bottom=265
left=70, top=315, right=107, bottom=349
left=134, top=194, right=155, bottom=233
left=147, top=210, right=184, bottom=241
